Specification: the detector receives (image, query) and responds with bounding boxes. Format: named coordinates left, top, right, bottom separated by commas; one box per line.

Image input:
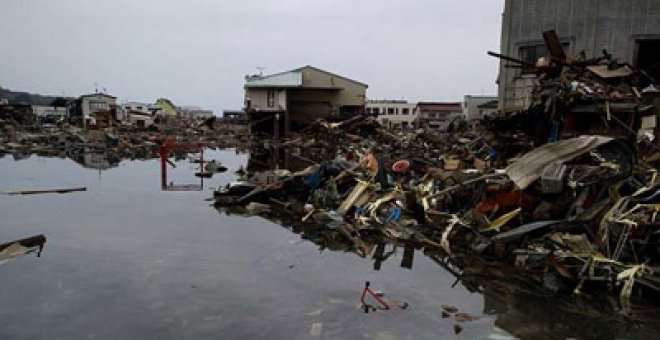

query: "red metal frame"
left=159, top=140, right=205, bottom=191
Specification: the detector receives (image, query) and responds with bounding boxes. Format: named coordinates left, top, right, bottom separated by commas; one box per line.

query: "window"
left=365, top=108, right=372, bottom=114
left=519, top=42, right=569, bottom=74
left=137, top=106, right=143, bottom=110
left=89, top=101, right=109, bottom=111
left=402, top=108, right=409, bottom=115
left=387, top=108, right=395, bottom=114
left=372, top=107, right=380, bottom=115
left=267, top=90, right=275, bottom=107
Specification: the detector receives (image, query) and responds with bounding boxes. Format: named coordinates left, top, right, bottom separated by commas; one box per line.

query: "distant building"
left=222, top=110, right=246, bottom=121
left=366, top=100, right=417, bottom=130
left=154, top=98, right=177, bottom=117
left=0, top=103, right=33, bottom=124
left=178, top=106, right=214, bottom=120
left=127, top=112, right=155, bottom=128
left=122, top=102, right=152, bottom=115
left=73, top=93, right=117, bottom=128
left=416, top=102, right=463, bottom=131
left=462, top=95, right=498, bottom=122
left=31, top=105, right=68, bottom=123
left=119, top=102, right=156, bottom=127
left=498, top=0, right=660, bottom=113
left=244, top=65, right=368, bottom=137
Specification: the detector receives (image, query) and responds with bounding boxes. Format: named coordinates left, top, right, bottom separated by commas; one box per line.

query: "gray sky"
left=0, top=0, right=504, bottom=114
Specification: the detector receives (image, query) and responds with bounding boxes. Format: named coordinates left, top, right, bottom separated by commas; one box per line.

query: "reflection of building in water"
left=83, top=153, right=112, bottom=170
left=72, top=151, right=119, bottom=171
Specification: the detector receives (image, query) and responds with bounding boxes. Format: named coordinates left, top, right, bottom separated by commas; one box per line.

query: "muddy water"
left=1, top=150, right=659, bottom=340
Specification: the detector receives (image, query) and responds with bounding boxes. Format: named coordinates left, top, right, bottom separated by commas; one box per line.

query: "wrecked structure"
left=498, top=0, right=660, bottom=113
left=244, top=66, right=368, bottom=138
left=217, top=32, right=659, bottom=309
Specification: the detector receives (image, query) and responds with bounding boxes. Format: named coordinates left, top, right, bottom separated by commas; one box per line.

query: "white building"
left=366, top=100, right=417, bottom=130
left=462, top=95, right=498, bottom=122
left=79, top=93, right=117, bottom=128
left=121, top=102, right=152, bottom=115
left=120, top=101, right=159, bottom=127
left=31, top=105, right=68, bottom=122
left=178, top=106, right=215, bottom=120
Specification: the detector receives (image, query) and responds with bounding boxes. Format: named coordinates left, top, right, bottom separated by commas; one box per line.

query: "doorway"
left=636, top=39, right=660, bottom=85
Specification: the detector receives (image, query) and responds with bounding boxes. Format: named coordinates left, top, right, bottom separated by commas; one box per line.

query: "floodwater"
left=1, top=150, right=660, bottom=340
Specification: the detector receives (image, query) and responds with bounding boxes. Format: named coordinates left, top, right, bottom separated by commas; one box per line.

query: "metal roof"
left=245, top=71, right=303, bottom=88
left=244, top=65, right=368, bottom=89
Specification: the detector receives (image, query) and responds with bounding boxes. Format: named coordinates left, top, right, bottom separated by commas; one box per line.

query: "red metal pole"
left=160, top=146, right=168, bottom=190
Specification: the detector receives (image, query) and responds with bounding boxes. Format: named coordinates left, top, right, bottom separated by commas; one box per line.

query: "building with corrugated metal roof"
left=244, top=65, right=368, bottom=137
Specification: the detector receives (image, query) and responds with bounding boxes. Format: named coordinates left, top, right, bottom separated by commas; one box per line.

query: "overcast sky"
left=0, top=0, right=504, bottom=114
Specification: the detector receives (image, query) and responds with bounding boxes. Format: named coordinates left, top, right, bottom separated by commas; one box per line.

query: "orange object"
left=475, top=189, right=535, bottom=214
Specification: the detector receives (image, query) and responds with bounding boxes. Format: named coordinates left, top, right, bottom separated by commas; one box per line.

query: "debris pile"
left=0, top=117, right=249, bottom=164
left=216, top=36, right=659, bottom=305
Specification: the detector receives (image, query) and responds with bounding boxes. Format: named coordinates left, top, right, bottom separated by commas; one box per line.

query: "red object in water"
left=392, top=160, right=410, bottom=173
left=360, top=281, right=390, bottom=311
left=159, top=139, right=205, bottom=191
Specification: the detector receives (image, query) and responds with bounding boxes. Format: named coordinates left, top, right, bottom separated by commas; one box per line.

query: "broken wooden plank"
left=0, top=234, right=47, bottom=253
left=3, top=187, right=87, bottom=195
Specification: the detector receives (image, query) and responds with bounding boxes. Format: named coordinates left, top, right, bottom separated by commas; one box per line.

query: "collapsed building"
left=498, top=0, right=660, bottom=113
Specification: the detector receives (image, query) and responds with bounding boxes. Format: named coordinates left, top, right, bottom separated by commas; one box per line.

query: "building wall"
left=417, top=103, right=463, bottom=130
left=499, top=0, right=660, bottom=112
left=128, top=113, right=154, bottom=128
left=122, top=102, right=151, bottom=115
left=80, top=94, right=116, bottom=127
left=178, top=106, right=214, bottom=119
left=462, top=95, right=498, bottom=121
left=32, top=105, right=67, bottom=118
left=366, top=101, right=417, bottom=129
left=155, top=98, right=177, bottom=116
left=245, top=88, right=287, bottom=112
left=301, top=68, right=367, bottom=107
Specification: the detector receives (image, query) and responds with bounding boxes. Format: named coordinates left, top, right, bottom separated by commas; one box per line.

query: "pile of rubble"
left=216, top=44, right=659, bottom=306
left=0, top=117, right=249, bottom=163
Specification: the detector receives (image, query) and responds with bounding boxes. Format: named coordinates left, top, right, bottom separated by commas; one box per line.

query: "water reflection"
left=3, top=150, right=660, bottom=339
left=217, top=179, right=660, bottom=340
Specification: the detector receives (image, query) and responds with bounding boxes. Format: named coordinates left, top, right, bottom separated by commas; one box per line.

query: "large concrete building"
left=244, top=65, right=367, bottom=137
left=366, top=100, right=417, bottom=130
left=498, top=0, right=660, bottom=113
